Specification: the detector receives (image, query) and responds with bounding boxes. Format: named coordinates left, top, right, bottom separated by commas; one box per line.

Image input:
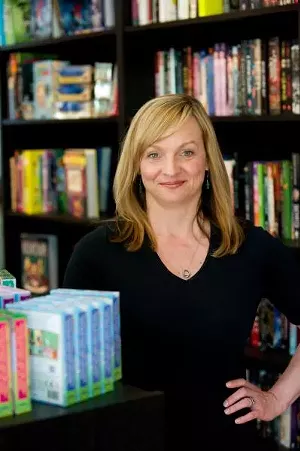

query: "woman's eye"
left=182, top=149, right=194, bottom=157
left=148, top=152, right=159, bottom=159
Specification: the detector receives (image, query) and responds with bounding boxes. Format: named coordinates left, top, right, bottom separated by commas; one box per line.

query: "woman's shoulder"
left=238, top=218, right=264, bottom=238
left=74, top=218, right=120, bottom=252
left=237, top=218, right=283, bottom=252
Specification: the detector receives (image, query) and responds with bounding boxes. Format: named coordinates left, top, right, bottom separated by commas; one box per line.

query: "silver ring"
left=248, top=396, right=255, bottom=408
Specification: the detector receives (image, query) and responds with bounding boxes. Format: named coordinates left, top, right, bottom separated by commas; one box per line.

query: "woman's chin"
left=154, top=193, right=193, bottom=207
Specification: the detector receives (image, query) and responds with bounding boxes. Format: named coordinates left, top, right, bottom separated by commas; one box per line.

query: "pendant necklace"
left=181, top=240, right=201, bottom=280
left=182, top=268, right=192, bottom=279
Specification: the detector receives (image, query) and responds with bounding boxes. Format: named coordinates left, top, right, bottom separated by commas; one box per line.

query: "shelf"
left=0, top=382, right=162, bottom=431
left=125, top=114, right=300, bottom=127
left=0, top=383, right=165, bottom=451
left=2, top=117, right=118, bottom=127
left=125, top=4, right=299, bottom=32
left=211, top=114, right=300, bottom=123
left=0, top=28, right=116, bottom=53
left=2, top=117, right=119, bottom=148
left=4, top=115, right=299, bottom=131
left=5, top=211, right=111, bottom=226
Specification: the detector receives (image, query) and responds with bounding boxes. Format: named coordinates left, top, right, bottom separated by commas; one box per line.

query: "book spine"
left=292, top=43, right=300, bottom=114
left=268, top=37, right=281, bottom=115
left=292, top=153, right=300, bottom=240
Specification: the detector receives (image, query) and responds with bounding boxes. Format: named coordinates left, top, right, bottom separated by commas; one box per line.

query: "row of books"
left=226, top=154, right=300, bottom=241
left=8, top=56, right=118, bottom=120
left=155, top=38, right=300, bottom=117
left=9, top=147, right=112, bottom=218
left=246, top=367, right=299, bottom=449
left=132, top=0, right=297, bottom=26
left=243, top=155, right=300, bottom=241
left=1, top=0, right=115, bottom=47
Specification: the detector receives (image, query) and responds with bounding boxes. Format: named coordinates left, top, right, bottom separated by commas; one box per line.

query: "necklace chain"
left=158, top=239, right=202, bottom=280
left=181, top=240, right=201, bottom=279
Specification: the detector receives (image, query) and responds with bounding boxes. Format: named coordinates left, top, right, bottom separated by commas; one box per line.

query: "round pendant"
left=182, top=269, right=191, bottom=279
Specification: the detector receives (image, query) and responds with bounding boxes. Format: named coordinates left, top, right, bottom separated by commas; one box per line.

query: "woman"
left=63, top=94, right=300, bottom=450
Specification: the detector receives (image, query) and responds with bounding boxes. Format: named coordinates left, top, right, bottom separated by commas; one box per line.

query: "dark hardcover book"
left=246, top=40, right=254, bottom=114
left=228, top=0, right=240, bottom=9
left=250, top=0, right=262, bottom=7
left=239, top=40, right=248, bottom=114
left=244, top=161, right=254, bottom=222
left=152, top=0, right=159, bottom=22
left=239, top=0, right=249, bottom=9
left=175, top=50, right=184, bottom=94
left=164, top=51, right=168, bottom=94
left=292, top=152, right=300, bottom=240
left=291, top=42, right=300, bottom=115
left=20, top=233, right=58, bottom=295
left=233, top=152, right=240, bottom=214
left=253, top=39, right=262, bottom=115
left=263, top=163, right=269, bottom=231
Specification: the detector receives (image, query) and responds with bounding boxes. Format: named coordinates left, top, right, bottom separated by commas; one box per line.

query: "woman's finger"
left=223, top=386, right=249, bottom=408
left=224, top=397, right=254, bottom=416
left=226, top=378, right=259, bottom=392
left=235, top=410, right=257, bottom=425
left=226, top=378, right=248, bottom=388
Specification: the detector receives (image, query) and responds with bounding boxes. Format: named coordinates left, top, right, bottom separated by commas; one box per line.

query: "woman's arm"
left=223, top=342, right=300, bottom=424
left=224, top=228, right=300, bottom=424
left=268, top=340, right=300, bottom=412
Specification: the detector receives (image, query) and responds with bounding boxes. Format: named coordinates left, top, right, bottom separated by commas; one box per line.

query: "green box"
left=0, top=269, right=16, bottom=288
left=0, top=310, right=32, bottom=415
left=0, top=314, right=13, bottom=418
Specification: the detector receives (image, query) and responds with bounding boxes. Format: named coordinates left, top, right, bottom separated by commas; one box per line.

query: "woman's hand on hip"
left=223, top=378, right=283, bottom=424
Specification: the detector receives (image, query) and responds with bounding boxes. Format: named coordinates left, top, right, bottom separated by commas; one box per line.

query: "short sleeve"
left=262, top=228, right=300, bottom=326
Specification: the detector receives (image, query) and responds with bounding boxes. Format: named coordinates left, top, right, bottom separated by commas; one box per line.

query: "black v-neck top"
left=63, top=219, right=300, bottom=449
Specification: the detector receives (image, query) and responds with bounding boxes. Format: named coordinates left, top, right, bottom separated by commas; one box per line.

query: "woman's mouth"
left=159, top=181, right=185, bottom=188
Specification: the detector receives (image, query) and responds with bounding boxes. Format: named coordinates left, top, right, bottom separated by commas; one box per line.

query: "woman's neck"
left=146, top=197, right=202, bottom=240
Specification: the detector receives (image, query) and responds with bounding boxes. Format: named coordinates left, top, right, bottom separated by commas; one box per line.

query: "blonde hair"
left=112, top=94, right=244, bottom=257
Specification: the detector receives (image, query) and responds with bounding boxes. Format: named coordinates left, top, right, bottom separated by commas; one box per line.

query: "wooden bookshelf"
left=2, top=117, right=118, bottom=126
left=5, top=211, right=105, bottom=226
left=1, top=28, right=116, bottom=53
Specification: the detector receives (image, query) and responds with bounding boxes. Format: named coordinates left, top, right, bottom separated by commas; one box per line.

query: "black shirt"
left=63, top=220, right=300, bottom=450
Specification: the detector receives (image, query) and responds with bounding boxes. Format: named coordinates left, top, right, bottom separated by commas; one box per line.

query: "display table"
left=0, top=383, right=165, bottom=451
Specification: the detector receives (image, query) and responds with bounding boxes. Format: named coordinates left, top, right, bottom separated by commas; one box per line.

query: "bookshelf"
left=0, top=1, right=300, bottom=448
left=2, top=2, right=300, bottom=281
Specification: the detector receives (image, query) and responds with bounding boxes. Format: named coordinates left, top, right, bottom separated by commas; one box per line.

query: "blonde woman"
left=64, top=94, right=300, bottom=451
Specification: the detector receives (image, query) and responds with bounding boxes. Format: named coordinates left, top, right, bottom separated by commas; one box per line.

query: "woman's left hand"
left=223, top=378, right=283, bottom=424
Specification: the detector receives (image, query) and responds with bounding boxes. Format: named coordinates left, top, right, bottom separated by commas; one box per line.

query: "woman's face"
left=140, top=116, right=208, bottom=208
